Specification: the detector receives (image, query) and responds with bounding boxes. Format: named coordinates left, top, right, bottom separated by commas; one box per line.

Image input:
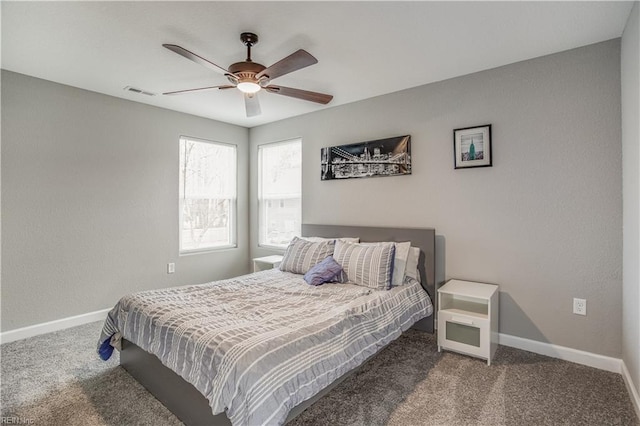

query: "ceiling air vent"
left=123, top=86, right=156, bottom=96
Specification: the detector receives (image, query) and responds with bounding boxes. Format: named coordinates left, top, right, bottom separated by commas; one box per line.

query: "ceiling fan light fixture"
left=237, top=81, right=261, bottom=94
left=163, top=32, right=332, bottom=117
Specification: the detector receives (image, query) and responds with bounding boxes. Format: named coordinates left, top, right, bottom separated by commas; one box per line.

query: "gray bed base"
left=121, top=224, right=436, bottom=425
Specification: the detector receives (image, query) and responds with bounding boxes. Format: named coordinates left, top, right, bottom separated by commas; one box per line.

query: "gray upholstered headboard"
left=301, top=224, right=436, bottom=333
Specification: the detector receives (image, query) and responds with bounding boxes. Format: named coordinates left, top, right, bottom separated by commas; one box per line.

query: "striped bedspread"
left=98, top=269, right=432, bottom=425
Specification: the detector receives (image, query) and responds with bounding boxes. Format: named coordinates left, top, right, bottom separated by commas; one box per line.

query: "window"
left=179, top=137, right=236, bottom=253
left=258, top=139, right=302, bottom=248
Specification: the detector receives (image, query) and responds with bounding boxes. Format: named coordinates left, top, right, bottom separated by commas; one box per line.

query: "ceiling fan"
left=162, top=32, right=333, bottom=117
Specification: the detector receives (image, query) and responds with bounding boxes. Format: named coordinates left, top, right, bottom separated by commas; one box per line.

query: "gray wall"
left=622, top=2, right=640, bottom=400
left=250, top=40, right=623, bottom=357
left=1, top=71, right=250, bottom=331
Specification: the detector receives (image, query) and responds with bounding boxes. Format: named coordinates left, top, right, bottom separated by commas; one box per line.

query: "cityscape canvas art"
left=321, top=135, right=411, bottom=180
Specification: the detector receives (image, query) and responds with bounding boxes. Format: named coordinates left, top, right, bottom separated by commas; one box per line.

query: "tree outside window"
left=179, top=137, right=236, bottom=252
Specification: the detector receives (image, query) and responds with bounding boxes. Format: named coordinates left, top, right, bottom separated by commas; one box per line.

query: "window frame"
left=179, top=135, right=238, bottom=255
left=257, top=138, right=302, bottom=250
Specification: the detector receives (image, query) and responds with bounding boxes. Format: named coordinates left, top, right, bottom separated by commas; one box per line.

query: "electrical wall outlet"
left=167, top=263, right=175, bottom=274
left=573, top=298, right=586, bottom=316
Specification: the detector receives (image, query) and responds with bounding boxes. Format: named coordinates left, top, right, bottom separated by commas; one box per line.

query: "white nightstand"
left=252, top=255, right=284, bottom=273
left=437, top=279, right=499, bottom=365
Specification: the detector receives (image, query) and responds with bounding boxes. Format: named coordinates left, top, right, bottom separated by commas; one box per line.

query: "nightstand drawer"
left=438, top=310, right=490, bottom=359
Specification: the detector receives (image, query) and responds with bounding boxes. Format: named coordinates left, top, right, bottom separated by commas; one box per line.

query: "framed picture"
left=453, top=124, right=492, bottom=169
left=321, top=135, right=411, bottom=180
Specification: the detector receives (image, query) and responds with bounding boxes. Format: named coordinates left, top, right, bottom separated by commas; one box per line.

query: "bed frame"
left=302, top=224, right=436, bottom=332
left=121, top=224, right=436, bottom=425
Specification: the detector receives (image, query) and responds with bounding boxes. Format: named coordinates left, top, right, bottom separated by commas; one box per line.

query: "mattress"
left=98, top=268, right=432, bottom=425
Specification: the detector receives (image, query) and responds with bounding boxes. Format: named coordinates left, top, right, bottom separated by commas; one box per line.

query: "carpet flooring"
left=1, top=321, right=638, bottom=426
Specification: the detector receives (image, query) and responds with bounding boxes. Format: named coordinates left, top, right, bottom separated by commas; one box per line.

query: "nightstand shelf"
left=252, top=255, right=283, bottom=272
left=437, top=279, right=499, bottom=365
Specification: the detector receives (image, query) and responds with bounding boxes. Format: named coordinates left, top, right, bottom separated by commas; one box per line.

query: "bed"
left=99, top=224, right=436, bottom=425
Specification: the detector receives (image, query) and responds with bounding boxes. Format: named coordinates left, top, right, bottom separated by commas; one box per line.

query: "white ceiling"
left=1, top=1, right=634, bottom=128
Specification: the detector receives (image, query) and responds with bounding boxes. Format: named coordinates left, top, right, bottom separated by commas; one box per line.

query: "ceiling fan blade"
left=245, top=93, right=261, bottom=117
left=265, top=85, right=333, bottom=104
left=256, top=49, right=318, bottom=80
left=163, top=44, right=232, bottom=75
left=163, top=85, right=235, bottom=96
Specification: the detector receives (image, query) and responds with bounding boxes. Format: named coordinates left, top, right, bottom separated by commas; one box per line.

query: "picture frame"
left=321, top=135, right=411, bottom=180
left=453, top=124, right=492, bottom=169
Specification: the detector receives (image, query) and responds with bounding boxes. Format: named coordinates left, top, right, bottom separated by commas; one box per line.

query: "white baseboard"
left=498, top=332, right=622, bottom=373
left=0, top=308, right=111, bottom=344
left=622, top=360, right=640, bottom=421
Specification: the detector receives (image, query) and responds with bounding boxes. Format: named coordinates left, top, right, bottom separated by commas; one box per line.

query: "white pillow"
left=303, top=236, right=360, bottom=243
left=361, top=241, right=410, bottom=287
left=405, top=246, right=421, bottom=282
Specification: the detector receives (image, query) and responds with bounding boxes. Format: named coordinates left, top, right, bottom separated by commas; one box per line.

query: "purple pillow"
left=303, top=256, right=343, bottom=286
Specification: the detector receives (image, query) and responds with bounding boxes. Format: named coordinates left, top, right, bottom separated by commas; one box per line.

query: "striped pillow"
left=361, top=241, right=411, bottom=287
left=333, top=240, right=396, bottom=290
left=279, top=237, right=336, bottom=274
